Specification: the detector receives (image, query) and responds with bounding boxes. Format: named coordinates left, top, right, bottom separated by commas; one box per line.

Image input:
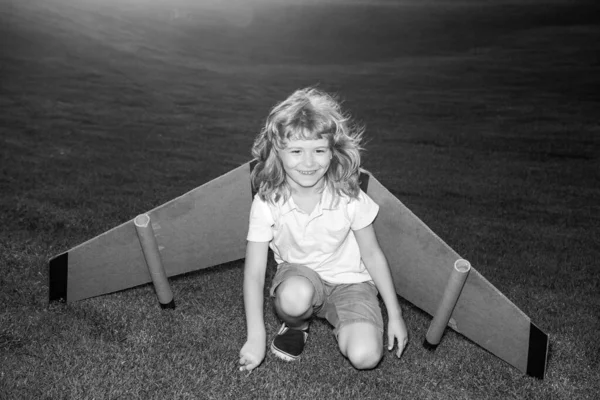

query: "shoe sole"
left=270, top=342, right=299, bottom=362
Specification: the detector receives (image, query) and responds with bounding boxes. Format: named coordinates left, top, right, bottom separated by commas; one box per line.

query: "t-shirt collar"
left=280, top=184, right=339, bottom=215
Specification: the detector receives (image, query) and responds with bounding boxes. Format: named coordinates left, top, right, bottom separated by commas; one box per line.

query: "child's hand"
left=387, top=317, right=409, bottom=358
left=239, top=338, right=266, bottom=372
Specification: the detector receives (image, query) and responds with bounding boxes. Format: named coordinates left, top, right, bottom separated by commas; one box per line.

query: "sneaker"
left=270, top=323, right=309, bottom=361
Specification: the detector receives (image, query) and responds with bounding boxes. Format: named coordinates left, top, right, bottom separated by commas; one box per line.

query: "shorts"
left=270, top=263, right=384, bottom=337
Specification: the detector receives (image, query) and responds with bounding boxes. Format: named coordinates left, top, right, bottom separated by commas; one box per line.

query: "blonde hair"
left=251, top=87, right=364, bottom=204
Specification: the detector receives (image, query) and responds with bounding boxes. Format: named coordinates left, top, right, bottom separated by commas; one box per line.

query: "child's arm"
left=354, top=223, right=409, bottom=358
left=239, top=240, right=270, bottom=372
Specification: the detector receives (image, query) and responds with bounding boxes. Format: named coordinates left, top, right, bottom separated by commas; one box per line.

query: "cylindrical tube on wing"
left=424, top=259, right=471, bottom=348
left=134, top=213, right=175, bottom=309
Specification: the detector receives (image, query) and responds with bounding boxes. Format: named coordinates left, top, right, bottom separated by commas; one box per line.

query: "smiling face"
left=279, top=138, right=332, bottom=193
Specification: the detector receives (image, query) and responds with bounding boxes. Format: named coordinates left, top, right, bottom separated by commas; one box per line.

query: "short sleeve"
left=349, top=190, right=380, bottom=231
left=246, top=195, right=275, bottom=242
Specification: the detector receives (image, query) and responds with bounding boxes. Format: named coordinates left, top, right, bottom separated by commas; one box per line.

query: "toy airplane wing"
left=49, top=160, right=548, bottom=378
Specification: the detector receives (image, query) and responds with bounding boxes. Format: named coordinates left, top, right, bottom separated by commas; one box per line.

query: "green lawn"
left=1, top=0, right=599, bottom=398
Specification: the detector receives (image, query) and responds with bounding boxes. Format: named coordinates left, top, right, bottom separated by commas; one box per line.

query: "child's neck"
left=291, top=185, right=324, bottom=215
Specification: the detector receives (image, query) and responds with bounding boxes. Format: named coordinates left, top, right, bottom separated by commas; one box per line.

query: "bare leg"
left=337, top=322, right=383, bottom=370
left=273, top=276, right=314, bottom=328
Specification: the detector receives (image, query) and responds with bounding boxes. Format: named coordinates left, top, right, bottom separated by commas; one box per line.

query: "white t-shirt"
left=246, top=186, right=379, bottom=284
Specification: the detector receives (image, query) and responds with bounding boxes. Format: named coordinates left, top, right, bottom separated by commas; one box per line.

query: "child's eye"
left=290, top=150, right=301, bottom=154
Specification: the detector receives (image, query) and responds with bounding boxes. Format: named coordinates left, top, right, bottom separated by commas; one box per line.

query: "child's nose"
left=303, top=152, right=316, bottom=166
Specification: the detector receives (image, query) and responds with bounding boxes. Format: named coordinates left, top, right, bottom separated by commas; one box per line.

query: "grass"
left=1, top=0, right=599, bottom=398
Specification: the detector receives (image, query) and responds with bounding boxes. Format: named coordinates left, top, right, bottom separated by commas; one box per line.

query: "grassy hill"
left=1, top=0, right=599, bottom=398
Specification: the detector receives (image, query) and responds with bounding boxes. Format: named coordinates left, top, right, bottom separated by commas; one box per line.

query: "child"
left=238, top=87, right=408, bottom=372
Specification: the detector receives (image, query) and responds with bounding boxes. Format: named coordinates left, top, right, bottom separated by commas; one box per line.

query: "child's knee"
left=275, top=276, right=314, bottom=317
left=346, top=340, right=382, bottom=370
left=338, top=323, right=383, bottom=370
